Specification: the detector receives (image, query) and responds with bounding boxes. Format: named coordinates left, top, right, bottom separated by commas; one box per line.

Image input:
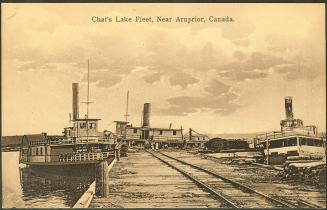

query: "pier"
left=75, top=149, right=326, bottom=208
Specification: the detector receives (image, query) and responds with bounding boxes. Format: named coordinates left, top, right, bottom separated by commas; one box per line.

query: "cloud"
left=142, top=72, right=162, bottom=84
left=220, top=70, right=268, bottom=81
left=204, top=79, right=231, bottom=95
left=81, top=70, right=123, bottom=88
left=233, top=51, right=247, bottom=60
left=220, top=51, right=287, bottom=81
left=275, top=63, right=321, bottom=81
left=232, top=39, right=250, bottom=47
left=157, top=79, right=240, bottom=116
left=157, top=93, right=240, bottom=116
left=168, top=71, right=199, bottom=88
left=265, top=34, right=324, bottom=81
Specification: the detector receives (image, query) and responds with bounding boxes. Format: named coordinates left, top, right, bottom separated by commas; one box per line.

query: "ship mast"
left=124, top=90, right=130, bottom=122
left=82, top=59, right=93, bottom=138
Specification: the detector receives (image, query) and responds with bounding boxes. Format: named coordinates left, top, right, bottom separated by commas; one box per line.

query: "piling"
left=115, top=148, right=120, bottom=161
left=95, top=161, right=109, bottom=197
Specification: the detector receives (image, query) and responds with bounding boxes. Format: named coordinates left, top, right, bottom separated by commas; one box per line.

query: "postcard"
left=1, top=3, right=326, bottom=209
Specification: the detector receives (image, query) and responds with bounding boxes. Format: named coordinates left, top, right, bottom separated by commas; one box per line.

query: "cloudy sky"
left=2, top=3, right=325, bottom=136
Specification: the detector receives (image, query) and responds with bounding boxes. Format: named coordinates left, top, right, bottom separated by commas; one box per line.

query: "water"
left=2, top=151, right=94, bottom=208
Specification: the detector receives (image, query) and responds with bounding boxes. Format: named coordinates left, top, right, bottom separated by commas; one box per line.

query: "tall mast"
left=87, top=59, right=90, bottom=119
left=82, top=60, right=93, bottom=139
left=82, top=59, right=93, bottom=118
left=124, top=90, right=130, bottom=122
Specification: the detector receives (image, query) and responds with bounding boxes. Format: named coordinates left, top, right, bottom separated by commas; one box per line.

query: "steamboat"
left=19, top=62, right=117, bottom=175
left=255, top=97, right=326, bottom=164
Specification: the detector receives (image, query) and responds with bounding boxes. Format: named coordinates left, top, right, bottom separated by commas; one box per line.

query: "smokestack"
left=72, top=83, right=79, bottom=120
left=285, top=96, right=293, bottom=120
left=142, top=103, right=151, bottom=127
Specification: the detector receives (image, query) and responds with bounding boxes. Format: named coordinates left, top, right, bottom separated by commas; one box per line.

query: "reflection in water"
left=2, top=152, right=94, bottom=208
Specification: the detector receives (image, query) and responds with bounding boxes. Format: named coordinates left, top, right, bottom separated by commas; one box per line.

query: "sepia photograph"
left=1, top=2, right=326, bottom=209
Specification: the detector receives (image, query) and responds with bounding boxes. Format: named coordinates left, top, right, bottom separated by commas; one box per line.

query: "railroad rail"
left=148, top=150, right=320, bottom=208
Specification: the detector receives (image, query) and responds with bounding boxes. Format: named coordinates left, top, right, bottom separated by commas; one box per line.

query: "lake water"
left=2, top=151, right=94, bottom=208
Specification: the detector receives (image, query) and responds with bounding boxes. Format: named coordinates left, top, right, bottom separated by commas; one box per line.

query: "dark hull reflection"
left=28, top=163, right=97, bottom=176
left=20, top=167, right=94, bottom=207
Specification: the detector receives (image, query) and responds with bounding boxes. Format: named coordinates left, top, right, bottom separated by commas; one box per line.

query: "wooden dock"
left=89, top=151, right=223, bottom=208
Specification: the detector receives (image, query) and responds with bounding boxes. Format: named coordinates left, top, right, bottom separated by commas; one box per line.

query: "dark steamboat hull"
left=23, top=158, right=114, bottom=176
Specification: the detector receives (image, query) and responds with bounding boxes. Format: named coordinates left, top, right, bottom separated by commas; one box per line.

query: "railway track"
left=148, top=150, right=320, bottom=208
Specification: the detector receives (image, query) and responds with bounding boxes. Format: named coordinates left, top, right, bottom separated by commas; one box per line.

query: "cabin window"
left=36, top=148, right=39, bottom=155
left=287, top=138, right=297, bottom=146
left=89, top=123, right=95, bottom=129
left=270, top=140, right=284, bottom=148
left=173, top=130, right=177, bottom=135
left=133, top=128, right=137, bottom=133
left=315, top=140, right=323, bottom=147
left=203, top=137, right=205, bottom=140
left=300, top=138, right=323, bottom=147
left=80, top=122, right=86, bottom=128
left=40, top=147, right=43, bottom=155
left=159, top=130, right=163, bottom=135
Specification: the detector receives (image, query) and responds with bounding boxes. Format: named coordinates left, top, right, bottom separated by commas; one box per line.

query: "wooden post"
left=96, top=161, right=109, bottom=197
left=266, top=133, right=269, bottom=165
left=115, top=149, right=120, bottom=161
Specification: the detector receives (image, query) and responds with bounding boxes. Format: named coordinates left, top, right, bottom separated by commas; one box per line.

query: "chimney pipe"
left=142, top=103, right=151, bottom=127
left=72, top=83, right=79, bottom=120
left=285, top=96, right=293, bottom=120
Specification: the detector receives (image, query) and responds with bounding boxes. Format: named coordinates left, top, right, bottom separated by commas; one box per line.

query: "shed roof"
left=126, top=126, right=181, bottom=131
left=1, top=135, right=23, bottom=146
left=22, top=134, right=47, bottom=142
left=73, top=118, right=101, bottom=121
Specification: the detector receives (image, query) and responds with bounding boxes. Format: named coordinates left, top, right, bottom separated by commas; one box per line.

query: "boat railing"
left=256, top=131, right=319, bottom=142
left=151, top=135, right=183, bottom=142
left=48, top=137, right=114, bottom=145
left=59, top=151, right=114, bottom=162
left=122, top=134, right=183, bottom=142
left=124, top=134, right=142, bottom=140
left=76, top=138, right=114, bottom=144
left=49, top=138, right=74, bottom=145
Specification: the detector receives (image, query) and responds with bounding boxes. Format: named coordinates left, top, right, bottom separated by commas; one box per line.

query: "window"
left=300, top=138, right=307, bottom=146
left=40, top=147, right=43, bottom=155
left=287, top=138, right=297, bottom=146
left=314, top=140, right=323, bottom=147
left=159, top=130, right=163, bottom=135
left=173, top=130, right=177, bottom=135
left=307, top=139, right=314, bottom=146
left=89, top=123, right=95, bottom=129
left=36, top=148, right=39, bottom=155
left=270, top=140, right=284, bottom=148
left=133, top=128, right=137, bottom=133
left=45, top=147, right=47, bottom=155
left=300, top=137, right=323, bottom=147
left=80, top=122, right=86, bottom=128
